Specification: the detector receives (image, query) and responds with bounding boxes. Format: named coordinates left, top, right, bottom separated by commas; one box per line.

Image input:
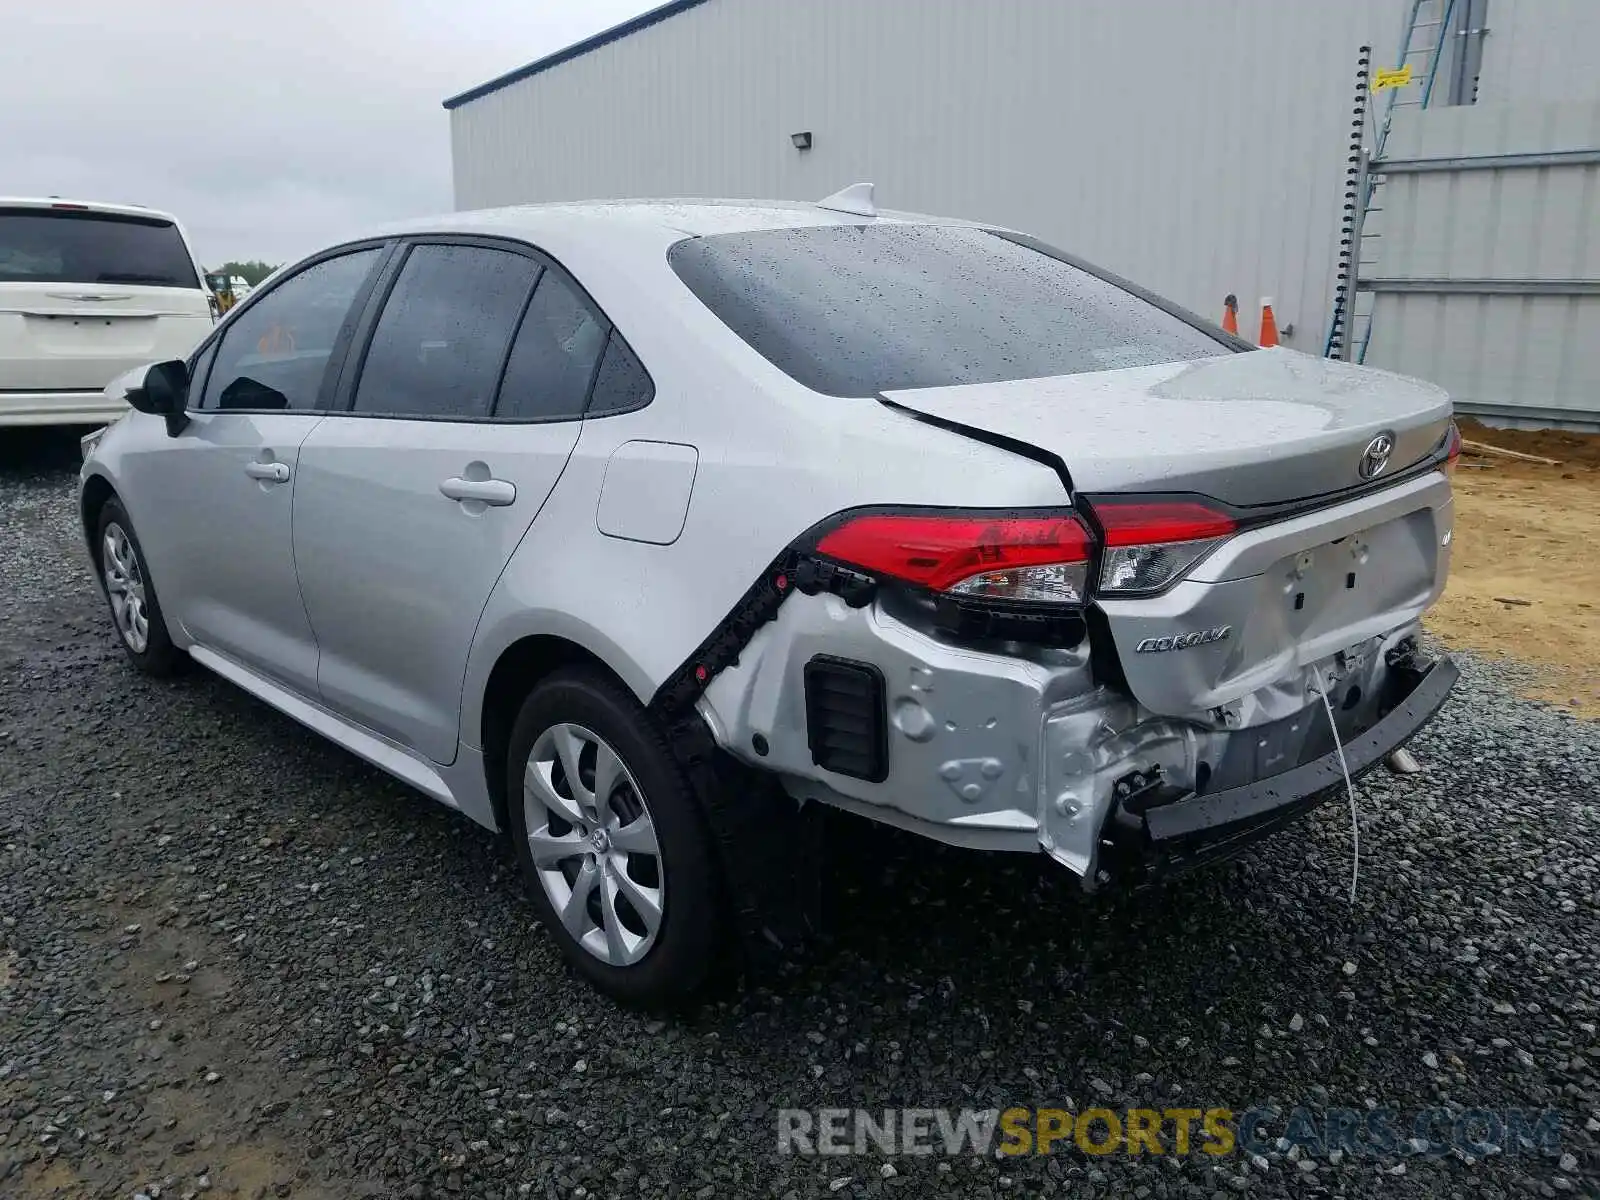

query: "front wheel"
left=96, top=497, right=185, bottom=677
left=505, top=668, right=725, bottom=1007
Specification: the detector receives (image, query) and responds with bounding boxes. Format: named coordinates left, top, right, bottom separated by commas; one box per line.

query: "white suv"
left=1, top=198, right=213, bottom=427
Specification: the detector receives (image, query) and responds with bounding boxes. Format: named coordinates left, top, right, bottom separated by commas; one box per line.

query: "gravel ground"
left=2, top=428, right=1597, bottom=1200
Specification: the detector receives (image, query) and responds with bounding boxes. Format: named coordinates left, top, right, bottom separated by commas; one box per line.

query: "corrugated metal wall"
left=451, top=0, right=1399, bottom=348
left=1474, top=0, right=1600, bottom=104
left=1359, top=99, right=1600, bottom=429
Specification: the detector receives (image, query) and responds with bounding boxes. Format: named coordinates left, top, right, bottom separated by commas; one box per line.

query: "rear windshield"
left=0, top=208, right=200, bottom=289
left=667, top=224, right=1233, bottom=397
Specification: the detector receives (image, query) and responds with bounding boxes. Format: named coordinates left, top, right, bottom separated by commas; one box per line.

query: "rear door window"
left=667, top=224, right=1232, bottom=397
left=351, top=244, right=540, bottom=420
left=494, top=269, right=609, bottom=421
left=583, top=332, right=653, bottom=417
left=0, top=207, right=200, bottom=288
left=200, top=248, right=380, bottom=412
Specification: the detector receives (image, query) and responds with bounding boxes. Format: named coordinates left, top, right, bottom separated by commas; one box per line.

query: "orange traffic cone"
left=1258, top=297, right=1280, bottom=348
left=1222, top=294, right=1239, bottom=336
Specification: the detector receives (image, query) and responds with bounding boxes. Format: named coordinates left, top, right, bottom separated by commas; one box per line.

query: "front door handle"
left=440, top=477, right=516, bottom=506
left=245, top=461, right=290, bottom=483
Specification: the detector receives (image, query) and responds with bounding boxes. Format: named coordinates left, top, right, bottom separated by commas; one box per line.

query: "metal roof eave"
left=442, top=0, right=713, bottom=110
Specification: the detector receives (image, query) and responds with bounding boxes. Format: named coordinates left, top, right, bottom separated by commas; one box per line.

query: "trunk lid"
left=879, top=347, right=1451, bottom=507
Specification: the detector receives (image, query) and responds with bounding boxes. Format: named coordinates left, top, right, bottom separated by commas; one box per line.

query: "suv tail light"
left=1087, top=500, right=1238, bottom=596
left=814, top=511, right=1093, bottom=606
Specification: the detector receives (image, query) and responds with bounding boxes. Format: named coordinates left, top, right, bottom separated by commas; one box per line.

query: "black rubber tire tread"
left=505, top=666, right=727, bottom=1009
left=95, top=496, right=187, bottom=678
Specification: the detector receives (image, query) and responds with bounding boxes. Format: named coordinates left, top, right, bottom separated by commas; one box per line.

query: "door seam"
left=287, top=414, right=331, bottom=699
left=450, top=418, right=589, bottom=756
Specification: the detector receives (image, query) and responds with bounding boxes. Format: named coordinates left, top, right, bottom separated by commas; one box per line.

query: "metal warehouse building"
left=447, top=0, right=1600, bottom=430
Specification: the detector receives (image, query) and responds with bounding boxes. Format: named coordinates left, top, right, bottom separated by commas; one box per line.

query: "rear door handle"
left=245, top=461, right=290, bottom=483
left=440, top=477, right=516, bottom=506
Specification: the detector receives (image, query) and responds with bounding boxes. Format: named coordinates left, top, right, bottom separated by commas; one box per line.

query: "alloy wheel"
left=522, top=722, right=665, bottom=966
left=102, top=523, right=150, bottom=653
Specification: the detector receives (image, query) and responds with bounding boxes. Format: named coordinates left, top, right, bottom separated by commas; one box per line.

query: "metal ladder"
left=1324, top=0, right=1455, bottom=361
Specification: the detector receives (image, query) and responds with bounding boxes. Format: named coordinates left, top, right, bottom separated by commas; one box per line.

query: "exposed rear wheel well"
left=480, top=635, right=634, bottom=834
left=81, top=475, right=116, bottom=573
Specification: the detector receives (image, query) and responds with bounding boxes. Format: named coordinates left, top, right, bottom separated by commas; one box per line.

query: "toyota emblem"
left=1358, top=432, right=1395, bottom=480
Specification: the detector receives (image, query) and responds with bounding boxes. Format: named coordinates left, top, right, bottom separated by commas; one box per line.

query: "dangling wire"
left=1311, top=663, right=1360, bottom=904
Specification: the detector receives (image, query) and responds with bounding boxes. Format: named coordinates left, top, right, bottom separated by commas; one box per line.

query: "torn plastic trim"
left=647, top=548, right=803, bottom=720
left=645, top=549, right=822, bottom=964
left=643, top=535, right=893, bottom=963
left=646, top=552, right=884, bottom=723
left=655, top=704, right=822, bottom=960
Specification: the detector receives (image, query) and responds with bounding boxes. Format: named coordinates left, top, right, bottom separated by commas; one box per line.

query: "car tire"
left=95, top=497, right=186, bottom=677
left=506, top=667, right=725, bottom=1008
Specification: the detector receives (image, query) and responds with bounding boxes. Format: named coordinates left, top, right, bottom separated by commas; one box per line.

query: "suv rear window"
left=666, top=224, right=1232, bottom=397
left=0, top=207, right=200, bottom=289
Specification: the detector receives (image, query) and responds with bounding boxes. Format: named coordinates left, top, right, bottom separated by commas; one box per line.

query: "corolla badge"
left=1358, top=432, right=1396, bottom=480
left=1135, top=626, right=1232, bottom=653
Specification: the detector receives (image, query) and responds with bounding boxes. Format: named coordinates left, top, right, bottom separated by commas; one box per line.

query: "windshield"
left=667, top=224, right=1235, bottom=397
left=0, top=208, right=201, bottom=288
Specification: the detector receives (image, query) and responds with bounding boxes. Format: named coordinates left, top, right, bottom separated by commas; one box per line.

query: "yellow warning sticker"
left=1372, top=65, right=1414, bottom=91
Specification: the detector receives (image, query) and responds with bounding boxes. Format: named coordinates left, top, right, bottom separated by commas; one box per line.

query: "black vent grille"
left=803, top=656, right=888, bottom=782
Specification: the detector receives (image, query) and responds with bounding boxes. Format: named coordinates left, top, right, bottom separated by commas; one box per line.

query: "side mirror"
left=126, top=360, right=191, bottom=437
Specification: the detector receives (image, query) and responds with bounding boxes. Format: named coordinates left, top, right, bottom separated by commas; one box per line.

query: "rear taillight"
left=1443, top=420, right=1462, bottom=478
left=814, top=511, right=1093, bottom=606
left=1088, top=500, right=1238, bottom=596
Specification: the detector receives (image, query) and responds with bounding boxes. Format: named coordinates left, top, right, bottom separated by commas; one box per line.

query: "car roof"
left=369, top=198, right=996, bottom=244
left=0, top=196, right=184, bottom=223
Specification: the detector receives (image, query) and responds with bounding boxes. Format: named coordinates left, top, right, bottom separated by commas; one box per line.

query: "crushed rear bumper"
left=694, top=568, right=1456, bottom=888
left=1100, top=653, right=1459, bottom=883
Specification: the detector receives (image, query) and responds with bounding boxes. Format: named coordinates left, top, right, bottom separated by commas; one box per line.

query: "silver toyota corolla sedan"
left=78, top=186, right=1460, bottom=1005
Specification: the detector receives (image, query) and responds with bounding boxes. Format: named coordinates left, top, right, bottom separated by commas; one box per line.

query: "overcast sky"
left=2, top=0, right=652, bottom=268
